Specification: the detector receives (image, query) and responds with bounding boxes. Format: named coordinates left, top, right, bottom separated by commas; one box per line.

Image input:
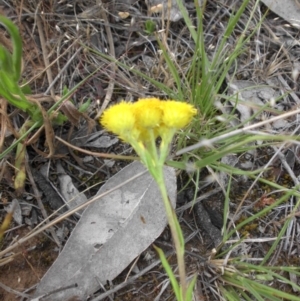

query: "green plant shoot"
left=100, top=98, right=197, bottom=301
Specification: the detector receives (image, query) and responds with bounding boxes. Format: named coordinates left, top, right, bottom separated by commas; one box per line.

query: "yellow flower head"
left=161, top=101, right=197, bottom=129
left=99, top=98, right=197, bottom=144
left=100, top=101, right=138, bottom=141
left=99, top=98, right=197, bottom=174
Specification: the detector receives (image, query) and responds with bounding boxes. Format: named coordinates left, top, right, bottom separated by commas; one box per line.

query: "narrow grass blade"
left=154, top=245, right=181, bottom=300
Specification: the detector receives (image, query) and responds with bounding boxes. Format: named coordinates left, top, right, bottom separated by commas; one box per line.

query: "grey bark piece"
left=194, top=202, right=222, bottom=247
left=228, top=80, right=278, bottom=126
left=57, top=162, right=88, bottom=214
left=33, top=161, right=176, bottom=301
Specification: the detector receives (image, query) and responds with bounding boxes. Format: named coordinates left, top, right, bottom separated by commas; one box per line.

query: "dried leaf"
left=261, top=0, right=300, bottom=28
left=34, top=161, right=176, bottom=300
left=254, top=194, right=276, bottom=210
left=60, top=101, right=82, bottom=126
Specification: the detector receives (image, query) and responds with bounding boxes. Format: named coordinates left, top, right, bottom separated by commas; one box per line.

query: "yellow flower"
left=133, top=98, right=163, bottom=129
left=161, top=101, right=197, bottom=129
left=100, top=101, right=138, bottom=141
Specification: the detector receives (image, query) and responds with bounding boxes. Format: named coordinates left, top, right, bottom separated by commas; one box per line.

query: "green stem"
left=155, top=168, right=187, bottom=300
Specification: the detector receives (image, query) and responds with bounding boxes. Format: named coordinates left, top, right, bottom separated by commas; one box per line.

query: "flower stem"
left=155, top=168, right=187, bottom=300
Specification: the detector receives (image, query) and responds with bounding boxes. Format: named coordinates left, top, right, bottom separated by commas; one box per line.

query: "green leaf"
left=255, top=274, right=274, bottom=281
left=154, top=245, right=181, bottom=300
left=0, top=46, right=13, bottom=75
left=79, top=98, right=91, bottom=113
left=20, top=82, right=32, bottom=95
left=0, top=16, right=22, bottom=81
left=52, top=112, right=68, bottom=125
left=186, top=275, right=197, bottom=301
left=144, top=20, right=156, bottom=35
left=62, top=85, right=69, bottom=96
